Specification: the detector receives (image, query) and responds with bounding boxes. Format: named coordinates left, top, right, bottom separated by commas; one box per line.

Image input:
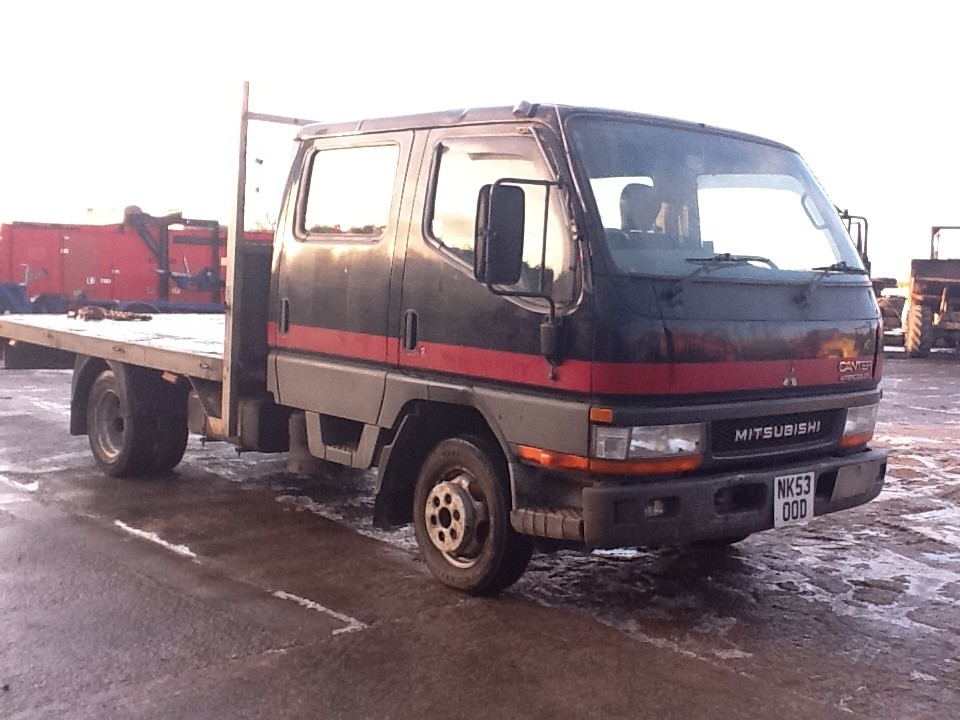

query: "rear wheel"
left=86, top=369, right=153, bottom=477
left=413, top=436, right=533, bottom=595
left=151, top=409, right=189, bottom=473
left=905, top=301, right=933, bottom=357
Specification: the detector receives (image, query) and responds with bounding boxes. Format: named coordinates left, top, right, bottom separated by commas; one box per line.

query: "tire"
left=413, top=436, right=533, bottom=596
left=905, top=301, right=933, bottom=357
left=146, top=370, right=189, bottom=473
left=86, top=369, right=154, bottom=477
left=151, top=409, right=189, bottom=473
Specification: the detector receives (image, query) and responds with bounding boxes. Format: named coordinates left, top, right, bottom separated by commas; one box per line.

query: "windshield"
left=568, top=117, right=863, bottom=278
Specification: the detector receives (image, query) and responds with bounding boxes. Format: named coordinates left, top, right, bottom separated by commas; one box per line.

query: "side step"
left=304, top=411, right=380, bottom=469
left=511, top=508, right=583, bottom=542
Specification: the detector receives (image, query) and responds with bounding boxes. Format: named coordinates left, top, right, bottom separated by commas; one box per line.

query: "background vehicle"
left=0, top=208, right=271, bottom=314
left=0, top=86, right=887, bottom=594
left=904, top=225, right=960, bottom=357
left=839, top=209, right=904, bottom=345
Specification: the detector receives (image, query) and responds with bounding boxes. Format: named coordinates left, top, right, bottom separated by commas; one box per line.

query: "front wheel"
left=413, top=436, right=533, bottom=595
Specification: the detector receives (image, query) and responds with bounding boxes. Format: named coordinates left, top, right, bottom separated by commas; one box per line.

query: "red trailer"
left=0, top=207, right=272, bottom=313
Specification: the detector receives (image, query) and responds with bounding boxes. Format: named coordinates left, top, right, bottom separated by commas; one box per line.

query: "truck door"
left=61, top=229, right=103, bottom=303
left=272, top=132, right=413, bottom=424
left=397, top=128, right=579, bottom=388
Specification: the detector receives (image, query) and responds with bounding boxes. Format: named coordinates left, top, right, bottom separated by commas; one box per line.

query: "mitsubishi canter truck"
left=0, top=91, right=886, bottom=594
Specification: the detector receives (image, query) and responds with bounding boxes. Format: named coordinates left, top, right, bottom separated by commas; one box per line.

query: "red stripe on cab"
left=269, top=322, right=873, bottom=395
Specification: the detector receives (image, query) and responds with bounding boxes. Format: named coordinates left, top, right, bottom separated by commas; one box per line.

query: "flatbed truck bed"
left=0, top=314, right=224, bottom=381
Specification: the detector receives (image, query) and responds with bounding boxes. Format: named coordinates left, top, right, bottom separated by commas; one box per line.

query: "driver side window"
left=428, top=136, right=574, bottom=301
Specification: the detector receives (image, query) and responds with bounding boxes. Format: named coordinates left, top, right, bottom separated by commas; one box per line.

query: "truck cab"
left=263, top=103, right=885, bottom=593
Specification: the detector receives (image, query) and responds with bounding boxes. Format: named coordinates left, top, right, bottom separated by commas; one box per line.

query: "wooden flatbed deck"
left=0, top=314, right=225, bottom=381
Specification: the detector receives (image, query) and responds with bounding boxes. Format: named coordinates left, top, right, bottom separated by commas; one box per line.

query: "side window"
left=301, top=144, right=400, bottom=240
left=428, top=137, right=574, bottom=300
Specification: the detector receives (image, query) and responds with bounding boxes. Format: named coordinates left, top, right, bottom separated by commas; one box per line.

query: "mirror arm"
left=487, top=283, right=562, bottom=376
left=539, top=297, right=562, bottom=379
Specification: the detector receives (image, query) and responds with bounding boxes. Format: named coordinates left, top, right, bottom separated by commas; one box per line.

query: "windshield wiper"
left=686, top=253, right=776, bottom=268
left=795, top=261, right=870, bottom=305
left=686, top=253, right=778, bottom=273
left=661, top=253, right=778, bottom=305
left=810, top=260, right=869, bottom=275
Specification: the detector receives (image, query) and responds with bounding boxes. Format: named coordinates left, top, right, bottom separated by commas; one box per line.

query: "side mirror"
left=475, top=183, right=524, bottom=285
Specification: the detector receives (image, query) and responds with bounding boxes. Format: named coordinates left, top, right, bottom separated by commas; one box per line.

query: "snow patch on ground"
left=0, top=476, right=38, bottom=492
left=188, top=446, right=287, bottom=482
left=271, top=590, right=368, bottom=635
left=745, top=543, right=960, bottom=632
left=592, top=547, right=652, bottom=560
left=903, top=508, right=960, bottom=548
left=27, top=399, right=71, bottom=415
left=713, top=648, right=753, bottom=660
left=0, top=449, right=93, bottom=475
left=114, top=520, right=198, bottom=559
left=874, top=434, right=946, bottom=448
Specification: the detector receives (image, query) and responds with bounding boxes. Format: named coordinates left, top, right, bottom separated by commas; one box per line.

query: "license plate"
left=774, top=472, right=815, bottom=527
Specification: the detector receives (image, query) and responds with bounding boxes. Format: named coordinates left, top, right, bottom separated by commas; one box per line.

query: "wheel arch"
left=373, top=400, right=508, bottom=529
left=70, top=355, right=111, bottom=435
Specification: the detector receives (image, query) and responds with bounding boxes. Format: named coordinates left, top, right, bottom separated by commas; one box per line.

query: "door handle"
left=280, top=297, right=290, bottom=334
left=403, top=309, right=418, bottom=351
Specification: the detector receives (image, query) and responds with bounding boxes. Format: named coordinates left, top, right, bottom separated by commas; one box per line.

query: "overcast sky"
left=1, top=1, right=956, bottom=279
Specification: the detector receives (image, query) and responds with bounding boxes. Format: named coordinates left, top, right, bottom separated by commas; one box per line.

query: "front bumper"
left=579, top=448, right=886, bottom=549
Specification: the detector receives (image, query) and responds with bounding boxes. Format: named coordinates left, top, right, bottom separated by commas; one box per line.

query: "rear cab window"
left=299, top=143, right=401, bottom=242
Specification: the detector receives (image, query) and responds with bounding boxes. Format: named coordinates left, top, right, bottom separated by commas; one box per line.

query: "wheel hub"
left=424, top=476, right=485, bottom=556
left=95, top=391, right=124, bottom=459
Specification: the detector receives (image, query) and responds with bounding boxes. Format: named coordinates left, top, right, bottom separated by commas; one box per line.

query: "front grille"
left=711, top=409, right=841, bottom=456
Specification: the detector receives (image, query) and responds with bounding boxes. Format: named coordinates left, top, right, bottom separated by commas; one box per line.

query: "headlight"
left=841, top=403, right=878, bottom=448
left=592, top=423, right=704, bottom=460
left=516, top=417, right=704, bottom=477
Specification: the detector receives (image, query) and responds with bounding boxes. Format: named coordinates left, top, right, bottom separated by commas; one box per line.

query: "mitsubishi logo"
left=782, top=363, right=798, bottom=387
